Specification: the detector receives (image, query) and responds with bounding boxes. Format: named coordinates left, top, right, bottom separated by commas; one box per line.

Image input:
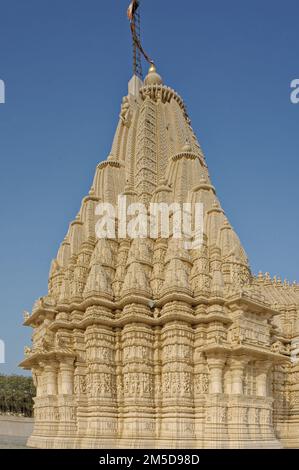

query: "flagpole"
left=127, top=0, right=154, bottom=79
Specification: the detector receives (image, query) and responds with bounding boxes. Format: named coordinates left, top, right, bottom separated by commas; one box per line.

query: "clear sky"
left=0, top=0, right=298, bottom=375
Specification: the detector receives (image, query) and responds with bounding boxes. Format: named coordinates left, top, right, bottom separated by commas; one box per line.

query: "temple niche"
left=20, top=65, right=299, bottom=449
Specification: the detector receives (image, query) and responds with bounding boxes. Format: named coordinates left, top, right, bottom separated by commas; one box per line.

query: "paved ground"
left=0, top=435, right=28, bottom=449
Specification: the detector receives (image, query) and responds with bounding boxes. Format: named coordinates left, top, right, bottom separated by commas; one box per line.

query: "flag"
left=127, top=0, right=139, bottom=22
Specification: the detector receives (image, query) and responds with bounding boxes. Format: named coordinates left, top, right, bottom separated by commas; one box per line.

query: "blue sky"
left=0, top=0, right=298, bottom=374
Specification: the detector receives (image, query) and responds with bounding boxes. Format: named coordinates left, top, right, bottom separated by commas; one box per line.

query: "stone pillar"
left=227, top=357, right=249, bottom=445
left=121, top=322, right=155, bottom=447
left=283, top=361, right=299, bottom=447
left=254, top=361, right=278, bottom=446
left=60, top=359, right=74, bottom=395
left=224, top=368, right=232, bottom=395
left=73, top=361, right=88, bottom=439
left=205, top=355, right=228, bottom=447
left=45, top=363, right=58, bottom=395
left=207, top=356, right=226, bottom=394
left=154, top=327, right=162, bottom=441
left=35, top=362, right=60, bottom=441
left=84, top=324, right=118, bottom=445
left=272, top=364, right=288, bottom=440
left=115, top=327, right=124, bottom=439
left=193, top=327, right=209, bottom=446
left=56, top=357, right=77, bottom=443
left=29, top=365, right=47, bottom=443
left=32, top=366, right=43, bottom=397
left=230, top=358, right=247, bottom=395
left=160, top=320, right=195, bottom=447
left=73, top=328, right=88, bottom=439
left=256, top=361, right=270, bottom=397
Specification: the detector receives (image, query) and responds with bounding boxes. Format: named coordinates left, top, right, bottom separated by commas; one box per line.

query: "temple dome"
left=144, top=63, right=163, bottom=86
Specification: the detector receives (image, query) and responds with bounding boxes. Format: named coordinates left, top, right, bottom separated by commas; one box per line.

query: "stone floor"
left=0, top=435, right=28, bottom=449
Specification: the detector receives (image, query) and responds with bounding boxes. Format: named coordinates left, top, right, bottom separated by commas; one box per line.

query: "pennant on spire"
left=127, top=0, right=140, bottom=22
left=127, top=0, right=153, bottom=69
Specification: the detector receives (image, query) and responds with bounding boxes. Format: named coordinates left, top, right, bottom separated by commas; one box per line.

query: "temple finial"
left=144, top=63, right=163, bottom=86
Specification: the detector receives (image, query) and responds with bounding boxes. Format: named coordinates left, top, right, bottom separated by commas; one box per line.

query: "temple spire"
left=20, top=14, right=299, bottom=448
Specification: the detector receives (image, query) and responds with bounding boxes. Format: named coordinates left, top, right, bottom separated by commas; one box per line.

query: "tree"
left=0, top=374, right=35, bottom=417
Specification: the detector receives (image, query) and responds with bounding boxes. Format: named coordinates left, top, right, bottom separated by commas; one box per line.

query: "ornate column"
left=283, top=361, right=299, bottom=447
left=193, top=328, right=209, bottom=447
left=230, top=357, right=247, bottom=395
left=160, top=321, right=195, bottom=447
left=121, top=322, right=155, bottom=447
left=154, top=326, right=162, bottom=442
left=227, top=357, right=249, bottom=445
left=60, top=359, right=74, bottom=395
left=256, top=361, right=271, bottom=397
left=41, top=362, right=59, bottom=440
left=115, top=327, right=124, bottom=440
left=207, top=356, right=226, bottom=394
left=255, top=361, right=276, bottom=445
left=205, top=354, right=228, bottom=447
left=32, top=365, right=43, bottom=397
left=57, top=356, right=77, bottom=442
left=85, top=324, right=118, bottom=445
left=45, top=363, right=58, bottom=395
left=224, top=368, right=232, bottom=395
left=272, top=364, right=289, bottom=441
left=29, top=365, right=47, bottom=443
left=73, top=329, right=88, bottom=440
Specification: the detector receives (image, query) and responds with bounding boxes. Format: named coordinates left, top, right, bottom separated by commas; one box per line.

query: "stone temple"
left=20, top=64, right=299, bottom=448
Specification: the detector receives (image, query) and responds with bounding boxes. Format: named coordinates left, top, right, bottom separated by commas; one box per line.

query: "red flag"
left=127, top=0, right=139, bottom=22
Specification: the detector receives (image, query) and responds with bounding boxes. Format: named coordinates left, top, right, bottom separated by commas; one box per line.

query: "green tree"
left=0, top=374, right=35, bottom=417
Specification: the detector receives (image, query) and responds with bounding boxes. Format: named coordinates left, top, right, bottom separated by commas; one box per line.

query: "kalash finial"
left=144, top=63, right=163, bottom=86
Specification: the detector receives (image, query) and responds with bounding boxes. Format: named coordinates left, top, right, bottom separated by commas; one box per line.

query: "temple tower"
left=20, top=13, right=299, bottom=449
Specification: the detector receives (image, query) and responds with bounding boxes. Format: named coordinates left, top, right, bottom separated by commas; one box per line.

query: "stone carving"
left=23, top=311, right=31, bottom=321
left=20, top=64, right=299, bottom=450
left=194, top=373, right=209, bottom=394
left=120, top=96, right=131, bottom=126
left=24, top=346, right=32, bottom=357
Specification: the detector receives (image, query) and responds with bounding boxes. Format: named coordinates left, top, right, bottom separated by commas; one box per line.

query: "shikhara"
left=20, top=2, right=299, bottom=450
left=21, top=63, right=299, bottom=449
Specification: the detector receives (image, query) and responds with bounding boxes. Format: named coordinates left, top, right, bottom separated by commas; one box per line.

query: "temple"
left=20, top=63, right=299, bottom=449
